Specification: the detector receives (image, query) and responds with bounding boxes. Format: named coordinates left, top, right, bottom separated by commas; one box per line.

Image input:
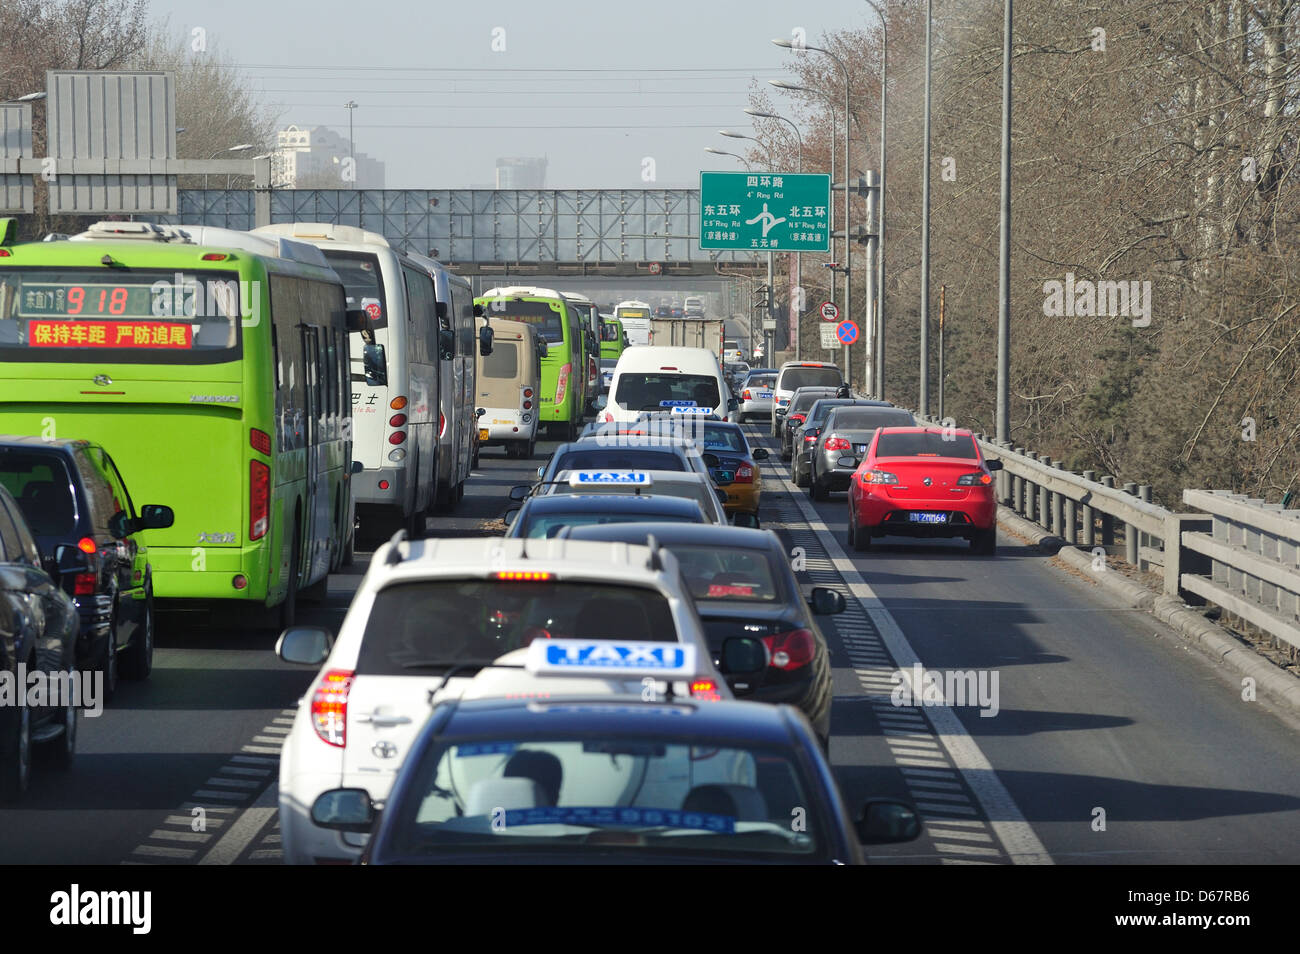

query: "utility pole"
left=919, top=0, right=933, bottom=415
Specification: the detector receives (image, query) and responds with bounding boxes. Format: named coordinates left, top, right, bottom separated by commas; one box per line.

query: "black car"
left=310, top=695, right=920, bottom=864
left=565, top=523, right=841, bottom=747
left=792, top=399, right=895, bottom=488
left=504, top=493, right=708, bottom=539
left=0, top=438, right=174, bottom=697
left=0, top=483, right=82, bottom=802
left=780, top=387, right=840, bottom=462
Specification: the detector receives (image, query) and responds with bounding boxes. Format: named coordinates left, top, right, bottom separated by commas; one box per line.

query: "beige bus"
left=475, top=318, right=545, bottom=459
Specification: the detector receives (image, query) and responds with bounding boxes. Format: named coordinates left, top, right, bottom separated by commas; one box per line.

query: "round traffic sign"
left=648, top=262, right=662, bottom=275
left=819, top=300, right=840, bottom=322
left=836, top=319, right=859, bottom=345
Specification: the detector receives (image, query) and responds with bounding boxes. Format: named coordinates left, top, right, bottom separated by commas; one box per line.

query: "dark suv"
left=0, top=438, right=174, bottom=698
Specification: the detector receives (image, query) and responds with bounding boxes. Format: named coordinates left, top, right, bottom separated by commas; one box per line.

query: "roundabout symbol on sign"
left=819, top=301, right=839, bottom=322
left=836, top=320, right=859, bottom=345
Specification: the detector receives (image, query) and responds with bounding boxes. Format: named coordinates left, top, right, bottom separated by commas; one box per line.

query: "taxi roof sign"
left=670, top=406, right=713, bottom=415
left=526, top=640, right=698, bottom=680
left=568, top=470, right=653, bottom=487
left=659, top=400, right=697, bottom=407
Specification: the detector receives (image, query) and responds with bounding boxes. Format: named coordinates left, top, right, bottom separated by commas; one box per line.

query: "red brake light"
left=389, top=413, right=407, bottom=427
left=311, top=670, right=354, bottom=747
left=804, top=433, right=818, bottom=443
left=439, top=413, right=446, bottom=437
left=73, top=573, right=97, bottom=596
left=956, top=471, right=994, bottom=486
left=742, top=389, right=751, bottom=400
left=690, top=679, right=723, bottom=701
left=250, top=428, right=271, bottom=455
left=496, top=571, right=552, bottom=581
left=735, top=463, right=754, bottom=483
left=790, top=414, right=806, bottom=424
left=555, top=363, right=571, bottom=404
left=761, top=629, right=816, bottom=670
left=200, top=252, right=229, bottom=261
left=77, top=537, right=97, bottom=554
left=0, top=249, right=10, bottom=257
left=659, top=367, right=678, bottom=371
left=389, top=431, right=407, bottom=445
left=825, top=437, right=851, bottom=451
left=249, top=460, right=270, bottom=540
left=523, top=400, right=533, bottom=410
left=523, top=388, right=534, bottom=399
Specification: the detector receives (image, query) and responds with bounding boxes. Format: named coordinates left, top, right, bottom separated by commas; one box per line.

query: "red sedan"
left=844, top=426, right=1002, bottom=555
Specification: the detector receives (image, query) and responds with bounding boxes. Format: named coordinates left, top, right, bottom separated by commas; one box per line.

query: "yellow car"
left=696, top=420, right=768, bottom=521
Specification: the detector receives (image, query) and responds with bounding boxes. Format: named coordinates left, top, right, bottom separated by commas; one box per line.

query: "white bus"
left=614, top=300, right=652, bottom=346
left=254, top=223, right=439, bottom=540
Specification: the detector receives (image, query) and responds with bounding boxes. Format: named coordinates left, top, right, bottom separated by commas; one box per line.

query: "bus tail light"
left=555, top=364, right=571, bottom=405
left=389, top=413, right=407, bottom=427
left=249, top=460, right=270, bottom=540
left=439, top=413, right=446, bottom=438
left=250, top=428, right=271, bottom=455
left=761, top=629, right=816, bottom=670
left=389, top=431, right=407, bottom=445
left=523, top=388, right=534, bottom=399
left=311, top=670, right=355, bottom=747
left=390, top=396, right=408, bottom=410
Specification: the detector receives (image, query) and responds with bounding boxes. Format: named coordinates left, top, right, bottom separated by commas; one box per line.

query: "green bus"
left=0, top=219, right=356, bottom=628
left=475, top=286, right=587, bottom=441
left=599, top=313, right=627, bottom=361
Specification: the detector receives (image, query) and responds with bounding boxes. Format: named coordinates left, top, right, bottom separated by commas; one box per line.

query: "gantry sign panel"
left=159, top=189, right=762, bottom=267
left=699, top=171, right=831, bottom=253
left=0, top=104, right=33, bottom=214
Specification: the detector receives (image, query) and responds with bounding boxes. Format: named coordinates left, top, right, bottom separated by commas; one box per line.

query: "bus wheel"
left=405, top=504, right=425, bottom=540
left=278, top=522, right=300, bottom=630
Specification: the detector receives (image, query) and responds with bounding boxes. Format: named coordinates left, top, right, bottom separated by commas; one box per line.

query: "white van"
left=614, top=300, right=653, bottom=347
left=474, top=318, right=543, bottom=458
left=683, top=295, right=705, bottom=317
left=601, top=346, right=737, bottom=424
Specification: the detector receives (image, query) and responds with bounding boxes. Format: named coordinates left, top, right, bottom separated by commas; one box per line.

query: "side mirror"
left=138, top=504, right=174, bottom=531
left=808, top=586, right=846, bottom=615
left=502, top=507, right=519, bottom=527
left=508, top=485, right=531, bottom=501
left=473, top=303, right=485, bottom=318
left=476, top=407, right=487, bottom=418
left=752, top=447, right=769, bottom=461
left=594, top=394, right=608, bottom=410
left=986, top=459, right=1003, bottom=472
left=537, top=465, right=546, bottom=478
left=727, top=397, right=739, bottom=411
left=345, top=308, right=366, bottom=333
left=438, top=328, right=455, bottom=360
left=702, top=453, right=720, bottom=468
left=837, top=456, right=859, bottom=469
left=537, top=337, right=548, bottom=358
left=276, top=626, right=333, bottom=666
left=351, top=460, right=364, bottom=474
left=310, top=788, right=376, bottom=834
left=856, top=799, right=922, bottom=844
left=479, top=325, right=494, bottom=356
left=731, top=512, right=760, bottom=529
left=719, top=636, right=766, bottom=676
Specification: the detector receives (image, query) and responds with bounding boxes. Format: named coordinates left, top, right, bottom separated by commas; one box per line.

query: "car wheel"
left=341, top=520, right=355, bottom=567
left=48, top=671, right=77, bottom=769
left=811, top=474, right=828, bottom=501
left=972, top=527, right=997, bottom=555
left=0, top=703, right=30, bottom=802
left=96, top=609, right=120, bottom=700
left=121, top=589, right=154, bottom=681
left=852, top=512, right=871, bottom=552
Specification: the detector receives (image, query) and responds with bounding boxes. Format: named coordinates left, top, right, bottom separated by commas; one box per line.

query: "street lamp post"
left=720, top=130, right=780, bottom=359
left=862, top=0, right=890, bottom=400
left=204, top=143, right=254, bottom=190
left=773, top=39, right=852, bottom=386
left=745, top=107, right=803, bottom=361
left=996, top=0, right=1013, bottom=454
left=919, top=0, right=933, bottom=415
left=344, top=100, right=358, bottom=188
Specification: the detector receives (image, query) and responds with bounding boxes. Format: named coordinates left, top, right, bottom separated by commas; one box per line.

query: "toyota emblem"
left=372, top=741, right=398, bottom=759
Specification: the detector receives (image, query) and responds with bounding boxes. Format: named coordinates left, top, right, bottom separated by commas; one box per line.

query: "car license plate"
left=714, top=470, right=734, bottom=483
left=909, top=512, right=947, bottom=524
left=854, top=444, right=867, bottom=453
left=478, top=429, right=489, bottom=441
left=758, top=391, right=772, bottom=399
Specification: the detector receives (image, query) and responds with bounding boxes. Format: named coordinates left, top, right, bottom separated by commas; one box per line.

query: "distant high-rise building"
left=495, top=157, right=548, bottom=190
left=273, top=125, right=386, bottom=189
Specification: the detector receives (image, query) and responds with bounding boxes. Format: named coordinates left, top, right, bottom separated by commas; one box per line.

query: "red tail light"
left=734, top=463, right=754, bottom=483
left=824, top=437, right=851, bottom=451
left=77, top=537, right=97, bottom=554
left=389, top=413, right=407, bottom=427
left=556, top=363, right=572, bottom=404
left=790, top=414, right=806, bottom=424
left=249, top=460, right=270, bottom=540
left=956, top=471, right=994, bottom=486
left=690, top=679, right=723, bottom=702
left=523, top=388, right=534, bottom=399
left=742, top=389, right=752, bottom=400
left=73, top=573, right=97, bottom=596
left=389, top=431, right=407, bottom=445
left=250, top=428, right=271, bottom=455
left=439, top=413, right=446, bottom=438
left=804, top=433, right=819, bottom=443
left=762, top=629, right=816, bottom=670
left=311, top=669, right=355, bottom=747
left=523, top=399, right=533, bottom=410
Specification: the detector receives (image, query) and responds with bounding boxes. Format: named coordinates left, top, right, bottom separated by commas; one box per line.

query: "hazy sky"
left=156, top=0, right=872, bottom=189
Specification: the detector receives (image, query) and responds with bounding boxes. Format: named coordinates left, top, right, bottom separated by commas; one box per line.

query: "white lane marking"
left=132, top=845, right=195, bottom=859
left=767, top=450, right=1053, bottom=865
left=198, top=780, right=278, bottom=866
left=928, top=828, right=995, bottom=842
left=934, top=842, right=1002, bottom=856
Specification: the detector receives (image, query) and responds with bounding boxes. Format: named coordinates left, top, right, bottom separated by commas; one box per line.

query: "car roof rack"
left=384, top=528, right=409, bottom=565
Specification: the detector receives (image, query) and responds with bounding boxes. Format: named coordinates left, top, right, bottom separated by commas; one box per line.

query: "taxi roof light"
left=566, top=470, right=653, bottom=488
left=496, top=570, right=552, bottom=581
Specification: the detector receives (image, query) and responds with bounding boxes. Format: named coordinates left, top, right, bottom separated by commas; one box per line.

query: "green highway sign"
left=699, top=171, right=831, bottom=253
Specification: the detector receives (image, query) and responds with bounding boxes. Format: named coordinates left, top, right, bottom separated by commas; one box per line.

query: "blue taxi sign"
left=567, top=470, right=653, bottom=487
left=670, top=406, right=712, bottom=415
left=526, top=640, right=699, bottom=680
left=659, top=399, right=697, bottom=407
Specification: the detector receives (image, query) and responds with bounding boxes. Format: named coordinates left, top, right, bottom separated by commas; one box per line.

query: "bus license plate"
left=479, top=429, right=489, bottom=441
left=909, top=512, right=947, bottom=524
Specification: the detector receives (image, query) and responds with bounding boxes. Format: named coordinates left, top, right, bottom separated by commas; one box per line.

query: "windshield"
left=553, top=478, right=717, bottom=521
left=322, top=250, right=387, bottom=329
left=780, top=367, right=843, bottom=392
left=521, top=508, right=702, bottom=538
left=669, top=545, right=782, bottom=602
left=482, top=299, right=566, bottom=344
left=744, top=375, right=776, bottom=389
left=699, top=425, right=747, bottom=453
left=0, top=450, right=78, bottom=537
left=553, top=449, right=686, bottom=473
left=614, top=373, right=720, bottom=411
left=827, top=408, right=915, bottom=431
left=875, top=432, right=979, bottom=459
left=0, top=267, right=242, bottom=364
left=806, top=400, right=853, bottom=426
left=358, top=580, right=678, bottom=675
left=383, top=734, right=821, bottom=859
left=789, top=389, right=835, bottom=414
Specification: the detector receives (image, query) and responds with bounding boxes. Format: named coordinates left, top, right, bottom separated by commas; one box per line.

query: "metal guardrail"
left=905, top=412, right=1299, bottom=658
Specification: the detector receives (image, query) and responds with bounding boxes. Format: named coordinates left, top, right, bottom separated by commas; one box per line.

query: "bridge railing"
left=902, top=413, right=1300, bottom=658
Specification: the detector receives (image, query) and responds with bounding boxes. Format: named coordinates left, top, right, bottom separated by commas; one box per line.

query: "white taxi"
left=275, top=534, right=731, bottom=865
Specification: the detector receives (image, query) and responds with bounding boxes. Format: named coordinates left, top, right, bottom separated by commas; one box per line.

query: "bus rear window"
left=481, top=341, right=519, bottom=379
left=0, top=268, right=242, bottom=364
left=483, top=300, right=565, bottom=343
